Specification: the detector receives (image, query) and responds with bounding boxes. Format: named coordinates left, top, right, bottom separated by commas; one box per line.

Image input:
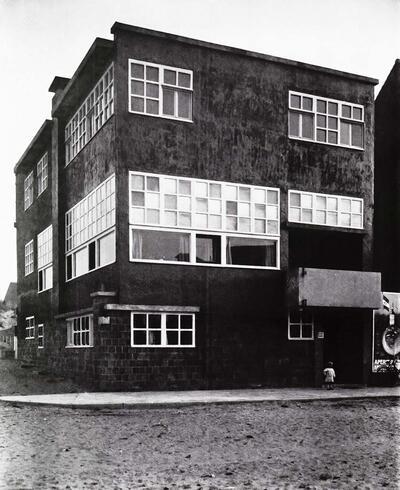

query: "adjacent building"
left=14, top=23, right=382, bottom=390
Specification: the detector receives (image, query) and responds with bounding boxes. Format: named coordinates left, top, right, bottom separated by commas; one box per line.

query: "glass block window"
left=38, top=324, right=44, bottom=349
left=289, top=91, right=364, bottom=149
left=25, top=316, right=35, bottom=339
left=288, top=190, right=363, bottom=229
left=25, top=240, right=34, bottom=276
left=131, top=312, right=195, bottom=347
left=129, top=60, right=193, bottom=121
left=288, top=310, right=314, bottom=340
left=65, top=64, right=114, bottom=165
left=24, top=171, right=34, bottom=210
left=129, top=172, right=280, bottom=236
left=37, top=153, right=48, bottom=196
left=66, top=315, right=93, bottom=347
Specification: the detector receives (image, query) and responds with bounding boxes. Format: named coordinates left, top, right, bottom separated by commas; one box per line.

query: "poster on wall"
left=373, top=292, right=400, bottom=372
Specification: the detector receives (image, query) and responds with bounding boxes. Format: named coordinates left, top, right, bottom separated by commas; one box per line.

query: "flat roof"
left=14, top=119, right=52, bottom=173
left=111, top=22, right=378, bottom=86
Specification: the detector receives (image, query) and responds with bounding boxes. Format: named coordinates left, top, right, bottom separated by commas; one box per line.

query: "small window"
left=37, top=153, right=48, bottom=196
left=38, top=324, right=44, bottom=349
left=25, top=240, right=34, bottom=276
left=37, top=225, right=53, bottom=292
left=288, top=311, right=314, bottom=340
left=24, top=171, right=34, bottom=210
left=66, top=315, right=93, bottom=347
left=196, top=234, right=221, bottom=264
left=25, top=316, right=35, bottom=339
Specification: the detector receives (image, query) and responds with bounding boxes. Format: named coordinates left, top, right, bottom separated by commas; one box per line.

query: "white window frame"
left=288, top=312, right=314, bottom=340
left=25, top=316, right=35, bottom=339
left=24, top=171, right=34, bottom=210
left=66, top=315, right=93, bottom=348
left=288, top=91, right=365, bottom=150
left=37, top=225, right=53, bottom=292
left=37, top=153, right=48, bottom=196
left=128, top=59, right=193, bottom=122
left=37, top=324, right=44, bottom=349
left=131, top=312, right=195, bottom=348
left=288, top=190, right=363, bottom=230
left=65, top=64, right=114, bottom=166
left=25, top=240, right=34, bottom=276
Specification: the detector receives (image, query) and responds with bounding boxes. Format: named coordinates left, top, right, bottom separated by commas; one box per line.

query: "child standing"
left=323, top=361, right=336, bottom=390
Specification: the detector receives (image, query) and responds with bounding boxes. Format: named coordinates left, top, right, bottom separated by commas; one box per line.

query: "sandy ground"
left=0, top=360, right=398, bottom=489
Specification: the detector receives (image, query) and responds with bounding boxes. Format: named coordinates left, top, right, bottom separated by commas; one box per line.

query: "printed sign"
left=373, top=292, right=400, bottom=372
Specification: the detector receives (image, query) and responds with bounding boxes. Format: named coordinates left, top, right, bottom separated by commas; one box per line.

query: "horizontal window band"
left=104, top=304, right=200, bottom=313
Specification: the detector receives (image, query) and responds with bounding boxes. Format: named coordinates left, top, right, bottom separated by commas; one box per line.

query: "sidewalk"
left=0, top=386, right=399, bottom=409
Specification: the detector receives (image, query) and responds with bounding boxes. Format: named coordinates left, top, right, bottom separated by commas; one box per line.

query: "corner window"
left=38, top=324, right=44, bottom=349
left=25, top=240, right=34, bottom=276
left=37, top=153, right=48, bottom=196
left=25, top=316, right=35, bottom=339
left=288, top=311, right=314, bottom=340
left=131, top=312, right=195, bottom=347
left=288, top=91, right=364, bottom=149
left=129, top=60, right=193, bottom=121
left=66, top=315, right=93, bottom=347
left=37, top=225, right=53, bottom=292
left=24, top=171, right=34, bottom=210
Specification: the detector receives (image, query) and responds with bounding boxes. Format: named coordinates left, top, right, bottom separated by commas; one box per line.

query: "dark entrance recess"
left=289, top=228, right=363, bottom=270
left=320, top=310, right=364, bottom=384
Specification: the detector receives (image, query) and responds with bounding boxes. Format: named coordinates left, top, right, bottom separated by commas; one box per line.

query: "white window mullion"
left=190, top=231, right=196, bottom=264
left=161, top=315, right=167, bottom=346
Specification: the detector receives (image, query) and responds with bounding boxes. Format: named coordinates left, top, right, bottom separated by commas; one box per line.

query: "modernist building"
left=14, top=23, right=382, bottom=390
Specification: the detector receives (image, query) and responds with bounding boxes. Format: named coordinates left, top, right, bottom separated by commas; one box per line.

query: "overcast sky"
left=0, top=0, right=399, bottom=299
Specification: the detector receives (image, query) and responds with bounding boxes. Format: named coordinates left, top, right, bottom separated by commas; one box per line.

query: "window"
left=24, top=171, right=34, bottom=210
left=288, top=91, right=364, bottom=149
left=37, top=324, right=44, bottom=349
left=25, top=316, right=35, bottom=339
left=37, top=153, right=48, bottom=196
left=37, top=225, right=53, bottom=292
left=288, top=311, right=314, bottom=340
left=226, top=236, right=277, bottom=267
left=288, top=190, right=363, bottom=229
left=66, top=315, right=93, bottom=347
left=131, top=312, right=195, bottom=347
left=25, top=240, right=34, bottom=276
left=129, top=60, right=193, bottom=121
left=65, top=175, right=116, bottom=280
left=65, top=64, right=114, bottom=165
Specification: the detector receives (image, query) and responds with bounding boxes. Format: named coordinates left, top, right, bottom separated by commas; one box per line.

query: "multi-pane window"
left=288, top=311, right=314, bottom=340
left=288, top=190, right=363, bottom=229
left=37, top=153, right=48, bottom=196
left=37, top=324, right=44, bottom=349
left=65, top=64, right=114, bottom=165
left=37, top=225, right=53, bottom=292
left=66, top=315, right=93, bottom=347
left=25, top=240, right=34, bottom=276
left=65, top=175, right=116, bottom=280
left=131, top=312, right=195, bottom=347
left=288, top=91, right=364, bottom=149
left=25, top=316, right=35, bottom=339
left=129, top=172, right=280, bottom=269
left=24, top=171, right=34, bottom=210
left=129, top=60, right=193, bottom=121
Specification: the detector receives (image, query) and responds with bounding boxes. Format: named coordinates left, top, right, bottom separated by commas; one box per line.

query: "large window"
left=129, top=60, right=193, bottom=121
left=131, top=312, right=195, bottom=347
left=37, top=225, right=53, bottom=292
left=288, top=311, right=314, bottom=340
left=25, top=316, right=35, bottom=339
left=24, top=171, right=34, bottom=210
left=288, top=91, right=364, bottom=149
left=25, top=240, right=34, bottom=276
left=37, top=153, right=48, bottom=196
left=65, top=175, right=116, bottom=280
left=66, top=315, right=93, bottom=347
left=65, top=64, right=114, bottom=165
left=288, top=190, right=363, bottom=229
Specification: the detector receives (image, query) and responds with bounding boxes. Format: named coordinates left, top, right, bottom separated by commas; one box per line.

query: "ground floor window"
left=288, top=310, right=314, bottom=340
left=25, top=316, right=35, bottom=339
left=37, top=324, right=44, bottom=348
left=66, top=315, right=93, bottom=347
left=131, top=312, right=195, bottom=347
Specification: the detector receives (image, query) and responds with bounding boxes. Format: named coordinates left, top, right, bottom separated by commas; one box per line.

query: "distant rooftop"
left=4, top=282, right=17, bottom=308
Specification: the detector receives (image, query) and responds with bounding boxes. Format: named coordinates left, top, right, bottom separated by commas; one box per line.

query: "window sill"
left=128, top=109, right=193, bottom=124
left=65, top=345, right=93, bottom=349
left=130, top=345, right=195, bottom=348
left=285, top=221, right=367, bottom=234
left=288, top=135, right=364, bottom=151
left=130, top=258, right=280, bottom=271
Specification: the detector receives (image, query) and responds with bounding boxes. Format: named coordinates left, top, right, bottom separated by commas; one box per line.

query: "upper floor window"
left=65, top=64, right=114, bottom=165
left=25, top=240, right=34, bottom=276
left=65, top=175, right=116, bottom=280
left=288, top=190, right=363, bottom=230
left=37, top=153, right=48, bottom=196
left=24, top=171, right=34, bottom=210
left=25, top=316, right=35, bottom=339
left=129, top=60, right=193, bottom=121
left=37, top=225, right=53, bottom=292
left=288, top=91, right=364, bottom=149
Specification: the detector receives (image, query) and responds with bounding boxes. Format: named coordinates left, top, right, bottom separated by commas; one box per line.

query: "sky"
left=0, top=0, right=399, bottom=299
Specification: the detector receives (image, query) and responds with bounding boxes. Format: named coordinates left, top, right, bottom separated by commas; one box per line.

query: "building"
left=0, top=282, right=17, bottom=358
left=14, top=23, right=382, bottom=390
left=4, top=282, right=17, bottom=309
